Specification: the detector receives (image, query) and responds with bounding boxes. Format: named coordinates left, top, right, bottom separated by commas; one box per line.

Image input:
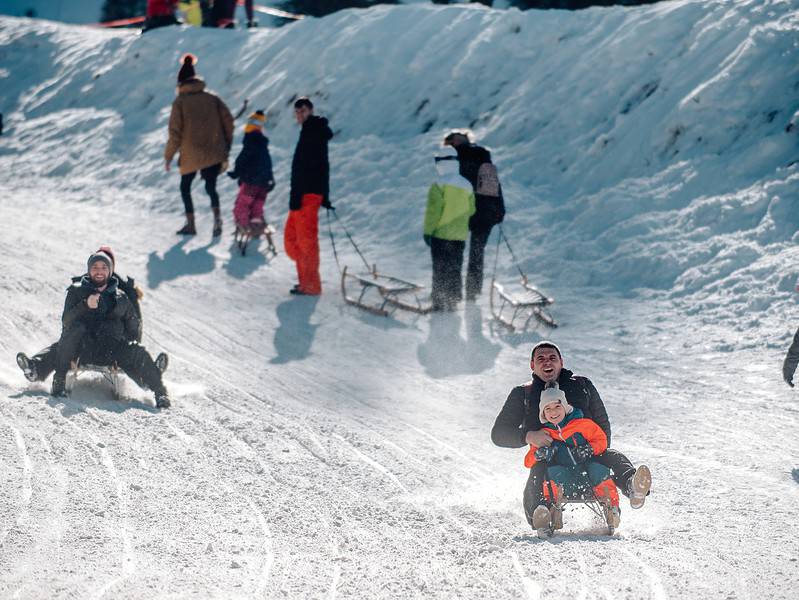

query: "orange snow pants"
left=284, top=193, right=323, bottom=295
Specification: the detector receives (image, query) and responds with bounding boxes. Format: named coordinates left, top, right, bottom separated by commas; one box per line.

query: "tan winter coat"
left=164, top=79, right=234, bottom=175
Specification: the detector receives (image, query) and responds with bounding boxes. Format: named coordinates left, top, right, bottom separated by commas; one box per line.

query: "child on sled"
left=228, top=110, right=275, bottom=236
left=525, top=384, right=621, bottom=535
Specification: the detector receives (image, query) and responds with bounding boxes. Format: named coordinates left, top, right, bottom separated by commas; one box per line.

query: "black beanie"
left=177, top=54, right=197, bottom=84
left=87, top=251, right=113, bottom=273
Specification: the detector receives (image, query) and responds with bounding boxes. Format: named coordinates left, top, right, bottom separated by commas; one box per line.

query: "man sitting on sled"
left=16, top=249, right=170, bottom=408
left=491, top=341, right=651, bottom=530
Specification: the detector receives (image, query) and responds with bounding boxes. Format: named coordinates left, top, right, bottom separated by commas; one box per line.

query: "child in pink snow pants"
left=227, top=110, right=275, bottom=232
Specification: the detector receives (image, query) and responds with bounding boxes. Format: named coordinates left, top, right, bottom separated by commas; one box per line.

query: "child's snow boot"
left=51, top=372, right=67, bottom=397
left=532, top=504, right=552, bottom=538
left=627, top=464, right=652, bottom=509
left=177, top=213, right=197, bottom=235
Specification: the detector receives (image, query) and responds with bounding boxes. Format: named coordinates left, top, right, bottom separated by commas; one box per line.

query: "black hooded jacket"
left=491, top=368, right=612, bottom=448
left=61, top=275, right=140, bottom=344
left=289, top=115, right=333, bottom=210
left=454, top=143, right=505, bottom=231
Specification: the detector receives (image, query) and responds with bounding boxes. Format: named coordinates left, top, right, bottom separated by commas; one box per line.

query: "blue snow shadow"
left=223, top=240, right=271, bottom=280
left=270, top=296, right=320, bottom=364
left=147, top=238, right=217, bottom=288
left=417, top=304, right=501, bottom=378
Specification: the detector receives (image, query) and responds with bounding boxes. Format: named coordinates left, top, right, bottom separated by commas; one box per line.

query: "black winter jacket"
left=230, top=130, right=274, bottom=189
left=61, top=276, right=140, bottom=344
left=290, top=115, right=333, bottom=210
left=454, top=143, right=505, bottom=231
left=491, top=368, right=612, bottom=448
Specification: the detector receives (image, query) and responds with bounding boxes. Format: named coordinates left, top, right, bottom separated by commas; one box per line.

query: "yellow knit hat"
left=244, top=110, right=266, bottom=133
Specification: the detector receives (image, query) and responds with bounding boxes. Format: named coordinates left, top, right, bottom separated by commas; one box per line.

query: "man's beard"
left=91, top=274, right=108, bottom=288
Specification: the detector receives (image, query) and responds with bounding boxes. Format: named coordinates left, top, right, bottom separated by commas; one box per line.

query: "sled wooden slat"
left=341, top=266, right=431, bottom=317
left=490, top=279, right=557, bottom=330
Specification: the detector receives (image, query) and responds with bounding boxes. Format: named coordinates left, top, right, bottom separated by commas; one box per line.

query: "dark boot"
left=177, top=213, right=197, bottom=235
left=16, top=352, right=38, bottom=382
left=51, top=372, right=67, bottom=397
left=212, top=207, right=222, bottom=237
left=154, top=387, right=171, bottom=409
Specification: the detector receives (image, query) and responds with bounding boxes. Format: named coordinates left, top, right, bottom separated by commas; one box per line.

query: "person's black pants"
left=54, top=325, right=164, bottom=392
left=430, top=238, right=465, bottom=310
left=466, top=226, right=493, bottom=300
left=522, top=449, right=636, bottom=525
left=180, top=163, right=221, bottom=214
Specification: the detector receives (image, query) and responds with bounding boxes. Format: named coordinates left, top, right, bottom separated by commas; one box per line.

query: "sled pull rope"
left=329, top=209, right=373, bottom=273
left=498, top=225, right=528, bottom=284
left=326, top=209, right=343, bottom=274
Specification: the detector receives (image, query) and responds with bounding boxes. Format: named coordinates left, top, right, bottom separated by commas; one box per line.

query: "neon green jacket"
left=423, top=183, right=476, bottom=242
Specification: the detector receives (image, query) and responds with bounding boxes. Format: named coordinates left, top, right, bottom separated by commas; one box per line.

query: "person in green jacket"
left=424, top=152, right=476, bottom=311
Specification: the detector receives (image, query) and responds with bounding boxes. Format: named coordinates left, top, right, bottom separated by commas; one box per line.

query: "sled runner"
left=534, top=479, right=620, bottom=538
left=341, top=266, right=432, bottom=317
left=489, top=226, right=557, bottom=330
left=328, top=210, right=431, bottom=317
left=64, top=353, right=169, bottom=400
left=234, top=221, right=277, bottom=257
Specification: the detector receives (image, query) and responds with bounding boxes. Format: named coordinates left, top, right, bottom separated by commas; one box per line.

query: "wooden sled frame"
left=490, top=276, right=557, bottom=330
left=538, top=494, right=618, bottom=538
left=65, top=361, right=122, bottom=400
left=341, top=265, right=432, bottom=317
left=234, top=222, right=277, bottom=257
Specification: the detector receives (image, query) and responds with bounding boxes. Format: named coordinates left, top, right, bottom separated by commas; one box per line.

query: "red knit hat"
left=95, top=245, right=115, bottom=272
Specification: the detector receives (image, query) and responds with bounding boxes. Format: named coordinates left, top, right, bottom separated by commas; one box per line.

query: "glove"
left=227, top=171, right=237, bottom=180
left=570, top=444, right=594, bottom=464
left=423, top=234, right=432, bottom=247
left=265, top=179, right=275, bottom=193
left=534, top=445, right=556, bottom=463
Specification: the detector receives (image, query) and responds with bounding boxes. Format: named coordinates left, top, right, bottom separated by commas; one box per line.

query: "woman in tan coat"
left=164, top=54, right=234, bottom=236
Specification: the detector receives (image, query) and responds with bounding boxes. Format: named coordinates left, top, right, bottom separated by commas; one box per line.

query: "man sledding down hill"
left=492, top=341, right=651, bottom=532
left=16, top=248, right=170, bottom=409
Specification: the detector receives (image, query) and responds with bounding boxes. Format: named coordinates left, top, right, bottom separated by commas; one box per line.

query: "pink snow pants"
left=233, top=183, right=268, bottom=229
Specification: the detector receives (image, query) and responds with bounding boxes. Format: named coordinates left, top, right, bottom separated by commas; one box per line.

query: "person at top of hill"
left=17, top=250, right=170, bottom=409
left=143, top=0, right=179, bottom=32
left=164, top=53, right=234, bottom=237
left=228, top=110, right=275, bottom=236
left=443, top=131, right=505, bottom=302
left=284, top=96, right=333, bottom=296
left=16, top=247, right=168, bottom=393
left=491, top=341, right=651, bottom=529
left=423, top=150, right=476, bottom=311
left=525, top=384, right=621, bottom=534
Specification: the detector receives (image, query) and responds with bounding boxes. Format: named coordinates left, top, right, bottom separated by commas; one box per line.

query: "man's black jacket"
left=491, top=368, right=612, bottom=448
left=289, top=115, right=333, bottom=210
left=61, top=275, right=140, bottom=344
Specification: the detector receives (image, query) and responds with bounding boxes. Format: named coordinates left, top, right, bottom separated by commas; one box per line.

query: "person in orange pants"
left=284, top=193, right=323, bottom=295
left=285, top=97, right=333, bottom=295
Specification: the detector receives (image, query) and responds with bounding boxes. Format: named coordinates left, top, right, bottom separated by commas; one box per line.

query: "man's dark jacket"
left=289, top=115, right=333, bottom=210
left=61, top=276, right=141, bottom=344
left=454, top=143, right=505, bottom=231
left=491, top=368, right=612, bottom=448
left=231, top=130, right=274, bottom=189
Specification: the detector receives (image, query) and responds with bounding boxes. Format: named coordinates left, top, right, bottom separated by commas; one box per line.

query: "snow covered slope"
left=1, top=2, right=798, bottom=598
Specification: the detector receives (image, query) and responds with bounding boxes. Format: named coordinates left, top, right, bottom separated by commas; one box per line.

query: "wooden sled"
left=341, top=265, right=432, bottom=317
left=234, top=221, right=277, bottom=257
left=490, top=276, right=557, bottom=330
left=66, top=361, right=123, bottom=399
left=64, top=353, right=169, bottom=400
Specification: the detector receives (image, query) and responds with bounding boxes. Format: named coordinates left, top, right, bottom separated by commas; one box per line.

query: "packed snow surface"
left=1, top=1, right=798, bottom=598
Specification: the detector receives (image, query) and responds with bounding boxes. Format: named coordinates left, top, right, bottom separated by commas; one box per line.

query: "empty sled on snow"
left=490, top=276, right=557, bottom=331
left=341, top=265, right=432, bottom=317
left=489, top=226, right=557, bottom=330
left=64, top=353, right=169, bottom=400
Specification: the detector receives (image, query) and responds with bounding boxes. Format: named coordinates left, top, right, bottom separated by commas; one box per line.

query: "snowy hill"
left=1, top=1, right=799, bottom=598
